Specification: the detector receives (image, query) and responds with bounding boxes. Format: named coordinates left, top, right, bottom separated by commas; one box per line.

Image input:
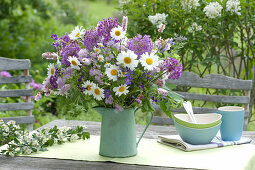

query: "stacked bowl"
left=174, top=113, right=222, bottom=145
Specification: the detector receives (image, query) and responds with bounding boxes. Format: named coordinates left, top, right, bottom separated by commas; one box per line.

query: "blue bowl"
left=174, top=121, right=221, bottom=145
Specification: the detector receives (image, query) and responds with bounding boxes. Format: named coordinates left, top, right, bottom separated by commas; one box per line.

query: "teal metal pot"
left=94, top=107, right=153, bottom=158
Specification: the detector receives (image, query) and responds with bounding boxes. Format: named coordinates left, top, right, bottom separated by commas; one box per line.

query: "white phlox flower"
left=226, top=0, right=241, bottom=15
left=203, top=2, right=223, bottom=19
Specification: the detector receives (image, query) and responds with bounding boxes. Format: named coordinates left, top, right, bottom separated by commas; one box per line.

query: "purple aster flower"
left=139, top=82, right=145, bottom=90
left=59, top=84, right=70, bottom=95
left=0, top=71, right=11, bottom=77
left=51, top=34, right=58, bottom=40
left=125, top=72, right=133, bottom=85
left=127, top=34, right=154, bottom=58
left=60, top=42, right=80, bottom=66
left=83, top=28, right=99, bottom=51
left=105, top=95, right=113, bottom=104
left=104, top=89, right=111, bottom=98
left=96, top=17, right=120, bottom=44
left=63, top=67, right=73, bottom=80
left=160, top=58, right=182, bottom=80
left=78, top=75, right=84, bottom=82
left=89, top=68, right=97, bottom=76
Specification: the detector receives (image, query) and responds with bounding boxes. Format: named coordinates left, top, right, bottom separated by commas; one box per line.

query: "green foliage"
left=0, top=120, right=89, bottom=157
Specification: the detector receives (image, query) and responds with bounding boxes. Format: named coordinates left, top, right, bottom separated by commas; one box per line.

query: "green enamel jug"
left=94, top=107, right=153, bottom=158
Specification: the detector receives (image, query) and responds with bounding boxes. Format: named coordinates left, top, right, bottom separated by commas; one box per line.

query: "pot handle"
left=134, top=107, right=153, bottom=147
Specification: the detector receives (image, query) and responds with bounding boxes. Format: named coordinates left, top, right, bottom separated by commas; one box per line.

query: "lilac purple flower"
left=59, top=33, right=71, bottom=47
left=30, top=80, right=42, bottom=90
left=60, top=42, right=80, bottom=66
left=49, top=76, right=58, bottom=89
left=0, top=71, right=11, bottom=77
left=160, top=58, right=182, bottom=80
left=96, top=17, right=120, bottom=44
left=158, top=88, right=168, bottom=96
left=127, top=34, right=154, bottom=58
left=139, top=82, right=145, bottom=90
left=35, top=92, right=42, bottom=101
left=114, top=104, right=123, bottom=113
left=83, top=28, right=99, bottom=51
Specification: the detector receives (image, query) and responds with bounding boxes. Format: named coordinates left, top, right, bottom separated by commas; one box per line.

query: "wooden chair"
left=0, top=57, right=34, bottom=131
left=152, top=72, right=253, bottom=130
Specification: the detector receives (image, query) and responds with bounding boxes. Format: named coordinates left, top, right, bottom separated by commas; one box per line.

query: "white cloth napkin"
left=158, top=133, right=252, bottom=151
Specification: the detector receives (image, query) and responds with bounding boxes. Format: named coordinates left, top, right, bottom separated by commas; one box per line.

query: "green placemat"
left=14, top=136, right=255, bottom=170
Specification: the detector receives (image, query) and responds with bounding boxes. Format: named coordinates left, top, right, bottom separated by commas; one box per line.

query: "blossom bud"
left=82, top=58, right=91, bottom=65
left=158, top=88, right=168, bottom=96
left=158, top=24, right=166, bottom=33
left=42, top=52, right=58, bottom=60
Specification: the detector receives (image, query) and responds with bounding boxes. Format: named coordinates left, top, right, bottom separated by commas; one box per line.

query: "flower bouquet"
left=37, top=16, right=184, bottom=157
left=37, top=16, right=184, bottom=116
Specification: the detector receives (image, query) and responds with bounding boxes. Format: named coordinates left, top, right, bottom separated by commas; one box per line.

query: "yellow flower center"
left=115, top=30, right=121, bottom=36
left=71, top=60, right=77, bottom=66
left=75, top=33, right=80, bottom=37
left=119, top=86, right=125, bottom=92
left=111, top=69, right=117, bottom=76
left=51, top=68, right=54, bottom=74
left=87, top=85, right=91, bottom=91
left=146, top=58, right=153, bottom=65
left=99, top=44, right=102, bottom=47
left=99, top=57, right=102, bottom=60
left=94, top=89, right=100, bottom=95
left=124, top=57, right=132, bottom=64
left=96, top=49, right=99, bottom=53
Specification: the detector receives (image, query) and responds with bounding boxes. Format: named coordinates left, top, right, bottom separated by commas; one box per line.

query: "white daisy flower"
left=106, top=65, right=119, bottom=81
left=110, top=26, right=126, bottom=40
left=98, top=55, right=104, bottom=62
left=140, top=52, right=159, bottom=71
left=94, top=47, right=101, bottom=54
left=113, top=84, right=129, bottom=96
left=97, top=43, right=104, bottom=48
left=47, top=63, right=55, bottom=76
left=92, top=84, right=105, bottom=101
left=82, top=80, right=95, bottom=95
left=69, top=26, right=85, bottom=40
left=67, top=56, right=81, bottom=70
left=117, top=50, right=139, bottom=71
left=104, top=62, right=111, bottom=68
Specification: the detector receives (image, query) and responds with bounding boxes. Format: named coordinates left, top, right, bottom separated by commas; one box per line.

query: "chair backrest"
left=152, top=72, right=253, bottom=130
left=0, top=57, right=34, bottom=130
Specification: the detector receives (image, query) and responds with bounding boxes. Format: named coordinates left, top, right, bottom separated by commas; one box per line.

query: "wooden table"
left=1, top=120, right=255, bottom=170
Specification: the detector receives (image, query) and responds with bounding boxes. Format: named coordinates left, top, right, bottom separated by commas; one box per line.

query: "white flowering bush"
left=121, top=0, right=255, bottom=114
left=0, top=120, right=89, bottom=157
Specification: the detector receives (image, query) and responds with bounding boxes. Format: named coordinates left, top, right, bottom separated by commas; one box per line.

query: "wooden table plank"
left=1, top=120, right=255, bottom=170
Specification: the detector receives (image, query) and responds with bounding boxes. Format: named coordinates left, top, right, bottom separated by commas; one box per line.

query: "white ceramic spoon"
left=183, top=101, right=197, bottom=124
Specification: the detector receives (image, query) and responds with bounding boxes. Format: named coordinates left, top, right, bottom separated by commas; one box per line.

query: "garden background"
left=0, top=0, right=254, bottom=130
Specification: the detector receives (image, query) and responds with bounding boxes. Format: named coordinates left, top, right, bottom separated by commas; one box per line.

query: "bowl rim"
left=174, top=113, right=222, bottom=125
left=174, top=120, right=222, bottom=130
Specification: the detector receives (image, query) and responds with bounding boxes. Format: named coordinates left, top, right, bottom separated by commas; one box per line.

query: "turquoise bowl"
left=174, top=121, right=221, bottom=145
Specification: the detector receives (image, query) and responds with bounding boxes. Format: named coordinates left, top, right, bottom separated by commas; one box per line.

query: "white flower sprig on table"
left=0, top=120, right=90, bottom=157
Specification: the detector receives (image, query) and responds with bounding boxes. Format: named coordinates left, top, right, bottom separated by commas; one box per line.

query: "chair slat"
left=176, top=91, right=250, bottom=104
left=172, top=107, right=218, bottom=114
left=151, top=116, right=174, bottom=125
left=0, top=89, right=33, bottom=97
left=0, top=75, right=32, bottom=84
left=0, top=103, right=34, bottom=111
left=1, top=116, right=34, bottom=124
left=0, top=57, right=31, bottom=71
left=167, top=72, right=252, bottom=90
